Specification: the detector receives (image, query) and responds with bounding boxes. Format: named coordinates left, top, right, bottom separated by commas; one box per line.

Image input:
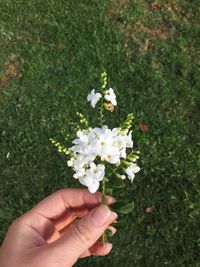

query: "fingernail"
left=91, top=205, right=111, bottom=227
left=106, top=196, right=116, bottom=204
left=107, top=243, right=113, bottom=251
left=93, top=243, right=113, bottom=255
left=103, top=242, right=113, bottom=252
left=112, top=211, right=118, bottom=220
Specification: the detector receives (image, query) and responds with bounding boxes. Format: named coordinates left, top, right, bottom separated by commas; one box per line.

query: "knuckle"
left=54, top=188, right=67, bottom=197
left=71, top=221, right=92, bottom=245
left=56, top=188, right=67, bottom=194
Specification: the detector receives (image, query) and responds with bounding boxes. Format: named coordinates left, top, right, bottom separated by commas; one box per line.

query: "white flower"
left=125, top=167, right=135, bottom=182
left=87, top=162, right=105, bottom=181
left=71, top=127, right=134, bottom=167
left=68, top=126, right=136, bottom=192
left=73, top=167, right=86, bottom=179
left=124, top=131, right=133, bottom=148
left=73, top=157, right=85, bottom=170
left=72, top=131, right=98, bottom=163
left=87, top=89, right=102, bottom=108
left=97, top=130, right=114, bottom=157
left=130, top=163, right=140, bottom=173
left=105, top=146, right=120, bottom=164
left=78, top=163, right=105, bottom=193
left=104, top=88, right=117, bottom=106
left=125, top=163, right=140, bottom=182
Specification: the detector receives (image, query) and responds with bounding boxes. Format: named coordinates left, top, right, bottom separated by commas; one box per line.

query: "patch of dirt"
left=0, top=56, right=22, bottom=90
left=107, top=0, right=130, bottom=19
left=117, top=22, right=175, bottom=59
left=107, top=0, right=177, bottom=57
left=148, top=2, right=193, bottom=23
left=56, top=43, right=64, bottom=49
left=124, top=22, right=175, bottom=40
left=148, top=2, right=177, bottom=11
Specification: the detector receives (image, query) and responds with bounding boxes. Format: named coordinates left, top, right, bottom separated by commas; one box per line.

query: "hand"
left=0, top=189, right=117, bottom=267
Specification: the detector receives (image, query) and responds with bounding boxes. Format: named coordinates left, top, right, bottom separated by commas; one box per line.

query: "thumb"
left=47, top=205, right=117, bottom=266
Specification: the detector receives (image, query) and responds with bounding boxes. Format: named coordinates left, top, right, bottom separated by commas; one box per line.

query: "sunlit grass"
left=0, top=1, right=199, bottom=266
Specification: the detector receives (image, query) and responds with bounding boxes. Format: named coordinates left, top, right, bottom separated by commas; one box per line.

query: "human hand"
left=0, top=189, right=117, bottom=267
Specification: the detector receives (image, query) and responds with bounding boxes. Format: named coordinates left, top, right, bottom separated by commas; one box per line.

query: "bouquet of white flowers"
left=50, top=71, right=140, bottom=241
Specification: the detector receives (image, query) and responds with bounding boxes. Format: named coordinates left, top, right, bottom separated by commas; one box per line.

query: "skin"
left=0, top=189, right=117, bottom=267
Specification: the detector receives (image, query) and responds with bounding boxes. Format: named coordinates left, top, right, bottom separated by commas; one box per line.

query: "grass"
left=0, top=0, right=200, bottom=266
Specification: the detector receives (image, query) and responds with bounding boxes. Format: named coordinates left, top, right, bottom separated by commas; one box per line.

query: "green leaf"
left=112, top=201, right=134, bottom=214
left=105, top=188, right=113, bottom=195
left=105, top=229, right=113, bottom=237
left=112, top=200, right=126, bottom=210
left=119, top=202, right=134, bottom=214
left=108, top=178, right=125, bottom=189
left=112, top=220, right=128, bottom=230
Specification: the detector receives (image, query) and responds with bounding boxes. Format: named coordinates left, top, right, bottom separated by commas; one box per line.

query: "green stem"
left=99, top=94, right=105, bottom=127
left=100, top=105, right=103, bottom=126
left=99, top=74, right=105, bottom=127
left=102, top=178, right=106, bottom=204
left=99, top=73, right=107, bottom=245
left=101, top=177, right=107, bottom=245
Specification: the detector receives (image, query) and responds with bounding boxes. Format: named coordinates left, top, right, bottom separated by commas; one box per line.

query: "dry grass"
left=107, top=0, right=130, bottom=19
left=123, top=22, right=175, bottom=40
left=148, top=1, right=193, bottom=22
left=0, top=56, right=22, bottom=89
left=107, top=0, right=193, bottom=49
left=107, top=0, right=177, bottom=57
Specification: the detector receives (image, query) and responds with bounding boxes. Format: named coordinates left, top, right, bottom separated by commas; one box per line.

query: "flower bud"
left=116, top=173, right=126, bottom=180
left=104, top=103, right=115, bottom=112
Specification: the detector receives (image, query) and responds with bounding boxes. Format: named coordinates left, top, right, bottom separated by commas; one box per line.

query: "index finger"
left=30, top=188, right=116, bottom=220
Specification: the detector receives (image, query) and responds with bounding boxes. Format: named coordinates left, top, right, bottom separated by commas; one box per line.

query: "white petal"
left=73, top=167, right=86, bottom=178
left=89, top=162, right=96, bottom=170
left=125, top=167, right=132, bottom=176
left=104, top=94, right=112, bottom=102
left=131, top=164, right=140, bottom=173
left=125, top=131, right=133, bottom=148
left=88, top=180, right=100, bottom=193
left=111, top=98, right=117, bottom=106
left=95, top=168, right=105, bottom=181
left=96, top=93, right=102, bottom=99
left=99, top=144, right=112, bottom=156
left=91, top=100, right=96, bottom=108
left=121, top=148, right=127, bottom=158
left=128, top=173, right=135, bottom=182
left=112, top=128, right=119, bottom=136
left=79, top=175, right=93, bottom=187
left=108, top=88, right=114, bottom=95
left=107, top=155, right=120, bottom=164
left=96, top=164, right=105, bottom=172
left=87, top=89, right=95, bottom=102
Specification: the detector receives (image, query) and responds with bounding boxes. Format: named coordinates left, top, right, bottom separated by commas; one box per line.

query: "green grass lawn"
left=0, top=0, right=200, bottom=266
